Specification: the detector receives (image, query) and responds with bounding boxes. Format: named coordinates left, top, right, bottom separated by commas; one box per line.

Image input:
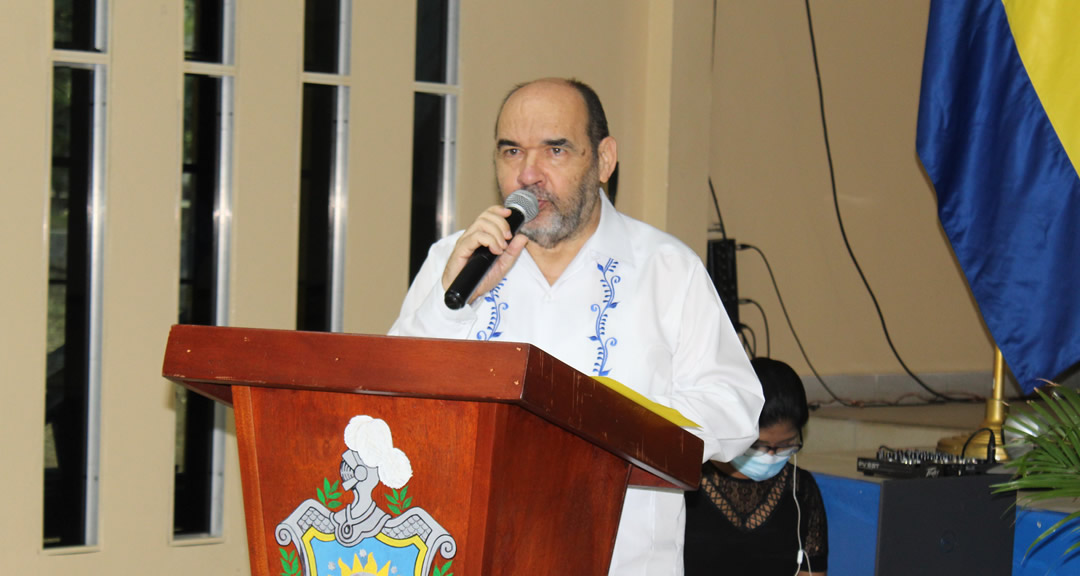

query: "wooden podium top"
left=163, top=324, right=703, bottom=489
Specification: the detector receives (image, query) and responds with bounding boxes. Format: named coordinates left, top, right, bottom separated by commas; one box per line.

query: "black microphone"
left=444, top=189, right=539, bottom=310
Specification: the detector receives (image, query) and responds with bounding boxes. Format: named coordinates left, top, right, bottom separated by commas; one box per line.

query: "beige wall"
left=711, top=0, right=993, bottom=396
left=232, top=0, right=304, bottom=331
left=455, top=0, right=716, bottom=263
left=0, top=0, right=53, bottom=572
left=344, top=2, right=417, bottom=334
left=1, top=0, right=252, bottom=573
left=0, top=0, right=992, bottom=573
left=455, top=1, right=650, bottom=232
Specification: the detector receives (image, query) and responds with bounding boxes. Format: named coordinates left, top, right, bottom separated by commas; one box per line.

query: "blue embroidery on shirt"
left=589, top=258, right=620, bottom=376
left=476, top=279, right=508, bottom=341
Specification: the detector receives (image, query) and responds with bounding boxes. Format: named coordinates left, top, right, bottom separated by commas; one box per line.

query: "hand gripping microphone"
left=444, top=189, right=540, bottom=310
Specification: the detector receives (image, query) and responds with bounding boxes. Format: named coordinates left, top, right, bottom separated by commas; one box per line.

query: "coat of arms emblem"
left=275, top=415, right=457, bottom=576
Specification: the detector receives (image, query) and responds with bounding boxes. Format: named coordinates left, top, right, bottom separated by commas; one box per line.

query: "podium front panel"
left=234, top=385, right=630, bottom=576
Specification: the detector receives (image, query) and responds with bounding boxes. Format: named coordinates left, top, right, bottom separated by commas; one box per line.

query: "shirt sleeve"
left=388, top=232, right=481, bottom=339
left=652, top=260, right=764, bottom=463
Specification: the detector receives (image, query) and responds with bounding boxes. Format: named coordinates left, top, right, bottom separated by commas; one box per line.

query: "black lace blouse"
left=684, top=462, right=828, bottom=575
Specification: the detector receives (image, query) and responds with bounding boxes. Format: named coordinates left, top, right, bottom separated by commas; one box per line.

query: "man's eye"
left=551, top=147, right=563, bottom=156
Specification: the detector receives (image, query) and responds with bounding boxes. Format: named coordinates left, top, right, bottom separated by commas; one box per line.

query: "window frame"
left=44, top=0, right=110, bottom=550
left=173, top=0, right=235, bottom=542
left=411, top=0, right=460, bottom=276
left=298, top=0, right=351, bottom=333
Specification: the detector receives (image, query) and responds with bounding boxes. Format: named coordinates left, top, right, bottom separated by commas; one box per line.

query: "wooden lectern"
left=162, top=325, right=702, bottom=576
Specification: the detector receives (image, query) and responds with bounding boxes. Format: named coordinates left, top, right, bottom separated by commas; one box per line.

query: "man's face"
left=494, top=81, right=601, bottom=249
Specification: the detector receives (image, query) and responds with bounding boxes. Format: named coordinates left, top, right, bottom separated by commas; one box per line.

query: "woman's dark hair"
left=751, top=357, right=809, bottom=430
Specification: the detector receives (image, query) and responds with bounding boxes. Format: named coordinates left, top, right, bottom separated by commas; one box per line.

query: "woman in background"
left=685, top=357, right=828, bottom=575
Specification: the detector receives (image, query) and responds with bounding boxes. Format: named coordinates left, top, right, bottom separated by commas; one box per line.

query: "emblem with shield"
left=275, top=416, right=457, bottom=576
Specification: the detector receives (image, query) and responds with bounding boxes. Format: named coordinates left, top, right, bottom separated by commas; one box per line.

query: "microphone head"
left=504, top=189, right=540, bottom=223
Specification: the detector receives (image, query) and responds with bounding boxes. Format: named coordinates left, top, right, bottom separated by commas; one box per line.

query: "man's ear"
left=597, top=136, right=618, bottom=183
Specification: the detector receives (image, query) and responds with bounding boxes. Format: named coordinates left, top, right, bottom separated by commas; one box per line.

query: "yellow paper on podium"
left=591, top=376, right=700, bottom=428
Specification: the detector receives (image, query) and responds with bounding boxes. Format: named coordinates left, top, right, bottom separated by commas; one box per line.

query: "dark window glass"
left=184, top=0, right=224, bottom=63
left=54, top=0, right=98, bottom=51
left=45, top=65, right=94, bottom=548
left=415, top=0, right=450, bottom=83
left=305, top=0, right=342, bottom=74
left=297, top=84, right=338, bottom=331
left=409, top=92, right=446, bottom=281
left=175, top=74, right=222, bottom=536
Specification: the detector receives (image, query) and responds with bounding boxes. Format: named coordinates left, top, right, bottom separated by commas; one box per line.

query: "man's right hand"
left=440, top=205, right=530, bottom=304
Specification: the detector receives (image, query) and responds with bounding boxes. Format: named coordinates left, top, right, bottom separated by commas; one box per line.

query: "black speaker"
left=876, top=474, right=1015, bottom=575
left=706, top=239, right=739, bottom=329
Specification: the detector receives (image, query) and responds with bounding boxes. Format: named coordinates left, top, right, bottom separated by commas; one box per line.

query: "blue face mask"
left=730, top=450, right=789, bottom=481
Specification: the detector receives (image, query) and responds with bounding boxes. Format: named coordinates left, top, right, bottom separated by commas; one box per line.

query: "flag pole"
left=937, top=347, right=1008, bottom=460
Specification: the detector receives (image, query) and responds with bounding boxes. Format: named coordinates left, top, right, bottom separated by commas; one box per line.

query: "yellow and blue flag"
left=916, top=0, right=1080, bottom=394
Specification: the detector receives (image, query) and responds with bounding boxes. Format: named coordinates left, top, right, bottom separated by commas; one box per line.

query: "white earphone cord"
left=793, top=453, right=812, bottom=575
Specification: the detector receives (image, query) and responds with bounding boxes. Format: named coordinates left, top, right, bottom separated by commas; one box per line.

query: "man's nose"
left=516, top=153, right=543, bottom=188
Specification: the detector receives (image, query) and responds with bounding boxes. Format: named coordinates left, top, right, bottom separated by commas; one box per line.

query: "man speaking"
left=390, top=77, right=763, bottom=575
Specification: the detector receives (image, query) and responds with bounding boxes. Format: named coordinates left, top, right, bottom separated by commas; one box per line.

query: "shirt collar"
left=581, top=189, right=636, bottom=266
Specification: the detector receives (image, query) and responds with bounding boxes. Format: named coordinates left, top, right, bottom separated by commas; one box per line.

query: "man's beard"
left=517, top=161, right=600, bottom=249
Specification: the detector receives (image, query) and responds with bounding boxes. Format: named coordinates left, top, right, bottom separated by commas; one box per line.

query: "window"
left=410, top=0, right=459, bottom=280
left=45, top=0, right=107, bottom=549
left=297, top=0, right=351, bottom=332
left=175, top=0, right=234, bottom=538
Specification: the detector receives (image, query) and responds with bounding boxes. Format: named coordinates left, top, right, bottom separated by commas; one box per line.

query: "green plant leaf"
left=1064, top=432, right=1080, bottom=470
left=1045, top=387, right=1080, bottom=429
left=1040, top=442, right=1072, bottom=470
left=403, top=497, right=412, bottom=509
left=317, top=487, right=326, bottom=504
left=1029, top=401, right=1063, bottom=437
left=1026, top=510, right=1080, bottom=555
left=1061, top=387, right=1080, bottom=422
left=400, top=485, right=408, bottom=499
left=1054, top=390, right=1080, bottom=427
left=389, top=504, right=401, bottom=515
left=328, top=500, right=342, bottom=509
left=998, top=385, right=1080, bottom=560
left=1042, top=390, right=1071, bottom=424
left=1004, top=421, right=1036, bottom=439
